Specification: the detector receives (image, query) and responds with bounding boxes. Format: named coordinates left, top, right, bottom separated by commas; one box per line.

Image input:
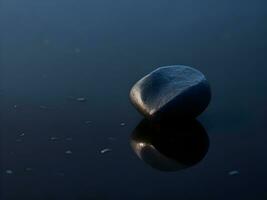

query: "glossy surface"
left=1, top=0, right=267, bottom=199
left=130, top=65, right=211, bottom=119
left=131, top=119, right=209, bottom=171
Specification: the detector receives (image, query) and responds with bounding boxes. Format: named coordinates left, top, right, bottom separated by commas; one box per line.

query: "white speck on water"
left=228, top=170, right=239, bottom=176
left=5, top=170, right=13, bottom=175
left=50, top=137, right=58, bottom=141
left=100, top=148, right=112, bottom=154
left=65, top=150, right=72, bottom=155
left=120, top=122, right=126, bottom=127
left=76, top=97, right=86, bottom=102
left=19, top=133, right=25, bottom=137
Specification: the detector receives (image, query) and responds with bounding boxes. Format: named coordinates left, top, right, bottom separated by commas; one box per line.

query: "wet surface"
left=1, top=0, right=267, bottom=199
left=131, top=119, right=209, bottom=171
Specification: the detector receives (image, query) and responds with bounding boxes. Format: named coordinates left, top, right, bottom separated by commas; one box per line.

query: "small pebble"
left=76, top=97, right=86, bottom=102
left=65, top=150, right=72, bottom=155
left=50, top=137, right=59, bottom=141
left=19, top=133, right=25, bottom=137
left=228, top=170, right=239, bottom=176
left=130, top=65, right=211, bottom=119
left=5, top=170, right=13, bottom=175
left=100, top=148, right=112, bottom=154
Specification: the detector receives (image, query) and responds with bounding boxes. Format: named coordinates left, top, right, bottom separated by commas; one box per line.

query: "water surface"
left=1, top=0, right=267, bottom=199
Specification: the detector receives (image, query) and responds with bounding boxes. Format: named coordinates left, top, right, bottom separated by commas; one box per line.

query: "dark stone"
left=130, top=65, right=211, bottom=120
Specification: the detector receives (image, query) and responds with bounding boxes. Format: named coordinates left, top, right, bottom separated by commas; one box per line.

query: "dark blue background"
left=1, top=0, right=267, bottom=199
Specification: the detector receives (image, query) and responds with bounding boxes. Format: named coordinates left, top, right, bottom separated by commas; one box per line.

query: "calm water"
left=1, top=0, right=267, bottom=199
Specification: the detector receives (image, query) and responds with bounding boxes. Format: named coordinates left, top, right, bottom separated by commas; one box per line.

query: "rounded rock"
left=130, top=65, right=211, bottom=120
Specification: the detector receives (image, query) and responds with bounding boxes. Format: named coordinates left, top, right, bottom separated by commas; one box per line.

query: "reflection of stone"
left=130, top=119, right=209, bottom=172
left=130, top=65, right=211, bottom=120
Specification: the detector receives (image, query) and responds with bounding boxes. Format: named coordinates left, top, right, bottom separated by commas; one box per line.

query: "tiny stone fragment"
left=100, top=148, right=112, bottom=154
left=65, top=150, right=72, bottom=154
left=50, top=137, right=59, bottom=141
left=19, top=133, right=25, bottom=137
left=228, top=170, right=239, bottom=176
left=5, top=170, right=13, bottom=175
left=76, top=97, right=86, bottom=102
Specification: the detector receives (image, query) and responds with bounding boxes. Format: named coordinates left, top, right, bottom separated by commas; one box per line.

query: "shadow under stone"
left=130, top=118, right=209, bottom=172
